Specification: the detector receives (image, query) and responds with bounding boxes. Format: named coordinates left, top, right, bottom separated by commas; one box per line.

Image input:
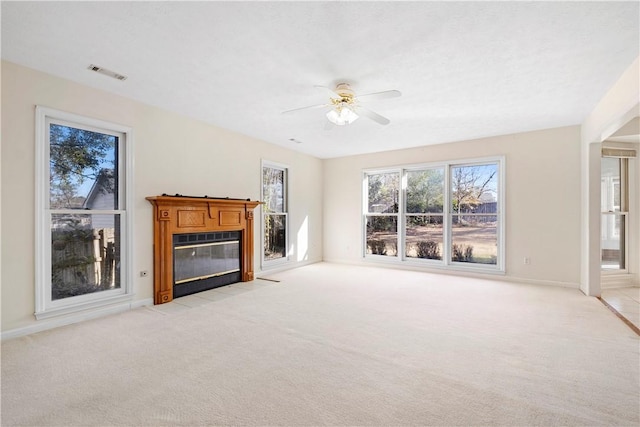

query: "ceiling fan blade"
left=357, top=90, right=402, bottom=101
left=314, top=85, right=343, bottom=100
left=282, top=103, right=329, bottom=114
left=357, top=106, right=391, bottom=125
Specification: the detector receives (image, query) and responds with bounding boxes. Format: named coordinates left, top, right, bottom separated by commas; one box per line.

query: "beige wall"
left=582, top=56, right=639, bottom=145
left=1, top=61, right=323, bottom=332
left=3, top=55, right=631, bottom=334
left=580, top=56, right=640, bottom=295
left=323, top=126, right=582, bottom=286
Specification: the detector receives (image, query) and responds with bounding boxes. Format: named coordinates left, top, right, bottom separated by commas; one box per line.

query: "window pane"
left=451, top=215, right=497, bottom=264
left=367, top=172, right=399, bottom=213
left=601, top=213, right=625, bottom=270
left=263, top=167, right=285, bottom=213
left=51, top=214, right=121, bottom=300
left=451, top=164, right=498, bottom=214
left=406, top=168, right=444, bottom=213
left=264, top=214, right=286, bottom=260
left=601, top=157, right=621, bottom=212
left=49, top=124, right=118, bottom=210
left=366, top=216, right=398, bottom=256
left=405, top=215, right=443, bottom=260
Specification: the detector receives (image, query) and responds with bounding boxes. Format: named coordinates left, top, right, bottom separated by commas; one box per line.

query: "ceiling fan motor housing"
left=334, top=83, right=356, bottom=102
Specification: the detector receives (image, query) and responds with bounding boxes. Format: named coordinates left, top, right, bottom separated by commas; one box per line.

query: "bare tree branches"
left=451, top=165, right=497, bottom=215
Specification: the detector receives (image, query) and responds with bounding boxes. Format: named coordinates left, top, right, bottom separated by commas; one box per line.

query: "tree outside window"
left=49, top=124, right=121, bottom=300
left=450, top=164, right=498, bottom=265
left=365, top=172, right=399, bottom=257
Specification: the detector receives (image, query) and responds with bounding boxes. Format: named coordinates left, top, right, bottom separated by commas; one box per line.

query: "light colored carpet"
left=1, top=263, right=638, bottom=426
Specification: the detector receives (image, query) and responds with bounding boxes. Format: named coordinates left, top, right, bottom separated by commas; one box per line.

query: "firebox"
left=173, top=231, right=241, bottom=298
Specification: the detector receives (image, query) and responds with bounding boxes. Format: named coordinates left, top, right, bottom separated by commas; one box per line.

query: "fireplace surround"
left=146, top=195, right=260, bottom=304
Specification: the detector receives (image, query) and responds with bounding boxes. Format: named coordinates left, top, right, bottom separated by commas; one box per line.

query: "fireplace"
left=146, top=195, right=261, bottom=304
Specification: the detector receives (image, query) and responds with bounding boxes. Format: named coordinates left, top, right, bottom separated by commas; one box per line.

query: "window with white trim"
left=601, top=156, right=629, bottom=271
left=365, top=171, right=399, bottom=257
left=363, top=158, right=504, bottom=272
left=262, top=162, right=288, bottom=265
left=405, top=167, right=445, bottom=260
left=35, top=107, right=134, bottom=319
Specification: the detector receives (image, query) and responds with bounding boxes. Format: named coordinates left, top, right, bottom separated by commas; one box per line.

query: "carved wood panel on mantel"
left=146, top=196, right=261, bottom=304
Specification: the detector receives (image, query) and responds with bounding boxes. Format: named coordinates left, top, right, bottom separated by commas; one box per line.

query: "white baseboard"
left=257, top=259, right=321, bottom=277
left=501, top=275, right=580, bottom=289
left=601, top=273, right=639, bottom=289
left=2, top=298, right=153, bottom=341
left=323, top=258, right=580, bottom=289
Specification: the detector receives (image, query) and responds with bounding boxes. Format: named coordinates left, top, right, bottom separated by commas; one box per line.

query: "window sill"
left=261, top=257, right=290, bottom=270
left=35, top=293, right=134, bottom=320
left=364, top=256, right=505, bottom=275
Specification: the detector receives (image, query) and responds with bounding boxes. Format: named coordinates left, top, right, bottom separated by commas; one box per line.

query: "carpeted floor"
left=1, top=263, right=639, bottom=426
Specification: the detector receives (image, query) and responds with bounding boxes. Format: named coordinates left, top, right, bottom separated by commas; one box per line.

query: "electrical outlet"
left=523, top=257, right=531, bottom=265
left=140, top=270, right=149, bottom=277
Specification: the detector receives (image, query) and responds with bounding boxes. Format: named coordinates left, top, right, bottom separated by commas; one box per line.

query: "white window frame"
left=362, top=169, right=401, bottom=260
left=403, top=165, right=447, bottom=265
left=363, top=156, right=505, bottom=274
left=261, top=160, right=289, bottom=268
left=35, top=106, right=135, bottom=319
left=601, top=155, right=630, bottom=274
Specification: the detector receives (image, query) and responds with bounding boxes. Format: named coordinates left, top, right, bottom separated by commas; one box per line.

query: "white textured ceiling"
left=2, top=1, right=639, bottom=158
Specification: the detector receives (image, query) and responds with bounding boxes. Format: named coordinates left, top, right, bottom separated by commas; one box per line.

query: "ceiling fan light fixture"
left=327, top=104, right=359, bottom=125
left=284, top=82, right=398, bottom=126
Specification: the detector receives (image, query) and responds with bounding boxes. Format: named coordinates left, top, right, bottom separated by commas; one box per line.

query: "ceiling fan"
left=282, top=83, right=401, bottom=126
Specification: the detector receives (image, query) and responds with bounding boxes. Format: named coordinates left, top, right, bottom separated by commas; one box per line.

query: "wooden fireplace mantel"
left=146, top=195, right=261, bottom=304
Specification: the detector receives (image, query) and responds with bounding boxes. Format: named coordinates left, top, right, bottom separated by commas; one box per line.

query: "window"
left=365, top=171, right=399, bottom=257
left=35, top=107, right=133, bottom=319
left=363, top=158, right=503, bottom=271
left=262, top=162, right=288, bottom=265
left=450, top=163, right=499, bottom=265
left=405, top=168, right=445, bottom=260
left=601, top=156, right=628, bottom=270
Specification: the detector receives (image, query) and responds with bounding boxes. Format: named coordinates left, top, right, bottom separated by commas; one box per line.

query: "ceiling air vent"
left=87, top=64, right=127, bottom=81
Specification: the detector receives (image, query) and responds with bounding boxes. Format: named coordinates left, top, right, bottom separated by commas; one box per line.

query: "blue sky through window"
left=49, top=124, right=116, bottom=209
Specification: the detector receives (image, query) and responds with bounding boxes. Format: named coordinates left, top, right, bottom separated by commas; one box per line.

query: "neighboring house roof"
left=83, top=169, right=115, bottom=209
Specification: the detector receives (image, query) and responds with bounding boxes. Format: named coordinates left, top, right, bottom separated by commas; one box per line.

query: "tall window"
left=363, top=158, right=503, bottom=271
left=450, top=163, right=498, bottom=265
left=406, top=168, right=445, bottom=260
left=262, top=162, right=288, bottom=264
left=601, top=156, right=628, bottom=270
left=365, top=172, right=399, bottom=257
left=36, top=107, right=133, bottom=319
